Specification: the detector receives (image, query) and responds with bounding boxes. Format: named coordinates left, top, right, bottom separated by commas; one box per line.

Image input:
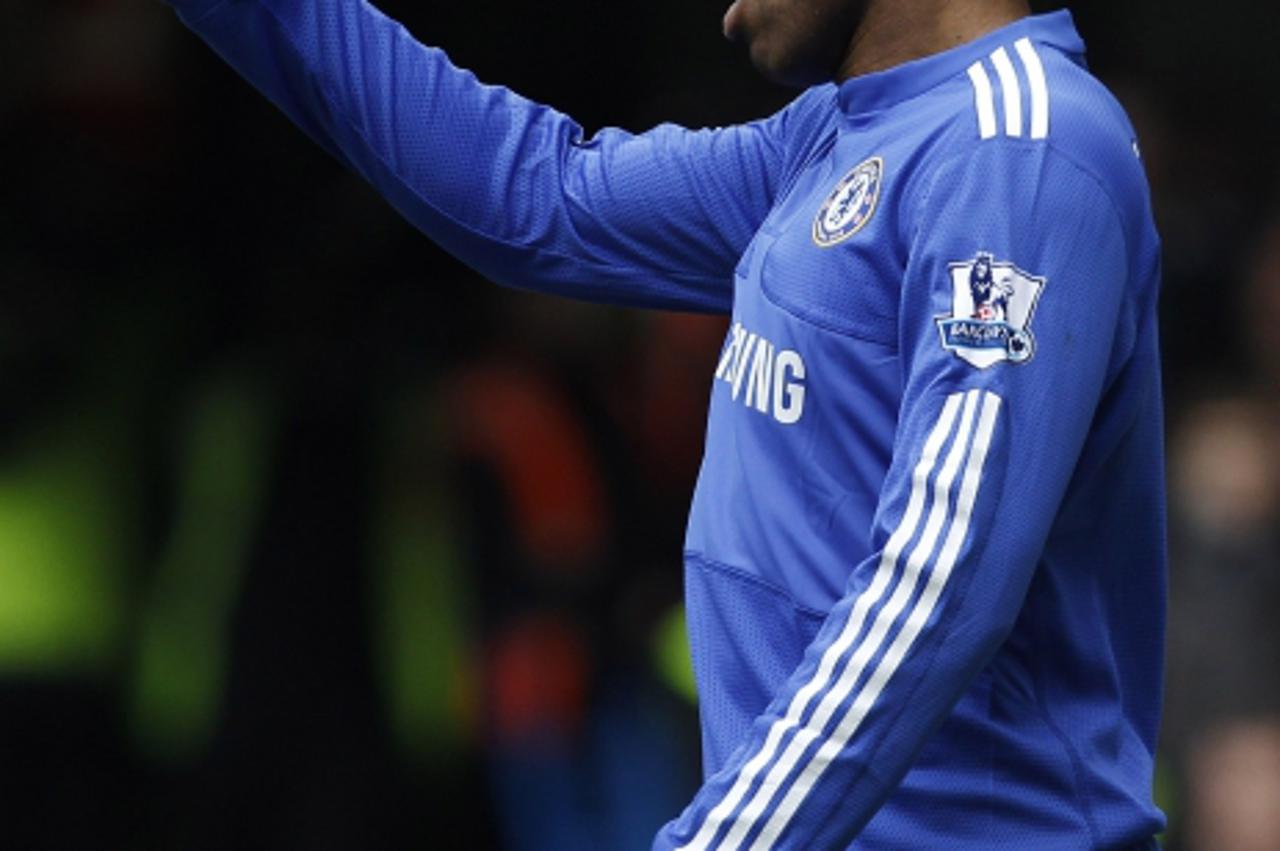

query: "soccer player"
left=163, top=0, right=1166, bottom=846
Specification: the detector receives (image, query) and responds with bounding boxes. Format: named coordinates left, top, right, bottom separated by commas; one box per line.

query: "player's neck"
left=835, top=0, right=1031, bottom=81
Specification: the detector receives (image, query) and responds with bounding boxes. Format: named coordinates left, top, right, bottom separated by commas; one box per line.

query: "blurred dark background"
left=1, top=0, right=1278, bottom=848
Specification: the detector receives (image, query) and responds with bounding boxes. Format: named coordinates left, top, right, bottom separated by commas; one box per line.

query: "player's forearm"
left=166, top=0, right=734, bottom=309
left=654, top=389, right=1026, bottom=850
left=166, top=0, right=572, bottom=284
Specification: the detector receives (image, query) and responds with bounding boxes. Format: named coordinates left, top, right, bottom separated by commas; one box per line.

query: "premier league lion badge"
left=812, top=157, right=883, bottom=247
left=936, top=252, right=1046, bottom=368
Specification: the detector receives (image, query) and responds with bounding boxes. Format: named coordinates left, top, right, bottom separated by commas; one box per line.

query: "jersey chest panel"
left=686, top=133, right=908, bottom=613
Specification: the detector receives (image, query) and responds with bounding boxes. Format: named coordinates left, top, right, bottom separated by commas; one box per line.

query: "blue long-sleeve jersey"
left=166, top=2, right=1166, bottom=847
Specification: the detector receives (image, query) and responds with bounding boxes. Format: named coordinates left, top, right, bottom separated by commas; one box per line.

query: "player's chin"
left=746, top=38, right=840, bottom=88
left=727, top=12, right=844, bottom=87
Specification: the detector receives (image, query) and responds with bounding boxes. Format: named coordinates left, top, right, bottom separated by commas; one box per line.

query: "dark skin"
left=724, top=0, right=1033, bottom=86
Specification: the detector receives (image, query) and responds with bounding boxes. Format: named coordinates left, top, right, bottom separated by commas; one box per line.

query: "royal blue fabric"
left=167, top=3, right=1166, bottom=847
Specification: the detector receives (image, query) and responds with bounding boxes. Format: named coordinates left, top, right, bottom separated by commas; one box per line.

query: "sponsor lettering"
left=714, top=322, right=806, bottom=425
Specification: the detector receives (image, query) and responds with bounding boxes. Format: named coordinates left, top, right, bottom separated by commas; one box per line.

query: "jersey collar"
left=835, top=10, right=1086, bottom=118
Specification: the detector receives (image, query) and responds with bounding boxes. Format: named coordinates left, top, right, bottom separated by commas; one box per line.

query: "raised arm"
left=168, top=0, right=802, bottom=312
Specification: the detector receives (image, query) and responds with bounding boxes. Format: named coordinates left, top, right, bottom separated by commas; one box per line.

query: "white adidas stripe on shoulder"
left=967, top=37, right=1050, bottom=141
left=989, top=47, right=1023, bottom=138
left=966, top=61, right=998, bottom=140
left=1015, top=37, right=1050, bottom=139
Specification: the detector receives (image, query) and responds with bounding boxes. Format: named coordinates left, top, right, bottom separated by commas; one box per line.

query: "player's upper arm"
left=893, top=136, right=1138, bottom=581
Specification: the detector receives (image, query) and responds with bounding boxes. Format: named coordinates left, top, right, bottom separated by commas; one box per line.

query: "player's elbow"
left=946, top=592, right=1022, bottom=657
left=958, top=568, right=1037, bottom=659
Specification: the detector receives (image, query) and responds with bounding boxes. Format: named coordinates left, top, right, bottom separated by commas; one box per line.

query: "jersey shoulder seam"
left=910, top=137, right=1132, bottom=271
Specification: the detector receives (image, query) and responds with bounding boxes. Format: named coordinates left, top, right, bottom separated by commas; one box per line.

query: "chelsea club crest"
left=812, top=157, right=883, bottom=247
left=936, top=252, right=1046, bottom=369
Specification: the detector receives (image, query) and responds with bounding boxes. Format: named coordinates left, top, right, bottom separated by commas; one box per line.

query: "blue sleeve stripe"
left=749, top=391, right=1002, bottom=849
left=678, top=390, right=999, bottom=850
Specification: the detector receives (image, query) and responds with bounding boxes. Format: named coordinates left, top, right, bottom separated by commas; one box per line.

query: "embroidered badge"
left=812, top=157, right=883, bottom=247
left=936, top=252, right=1045, bottom=368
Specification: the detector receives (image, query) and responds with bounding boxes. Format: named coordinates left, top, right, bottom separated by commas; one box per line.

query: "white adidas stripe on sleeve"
left=676, top=392, right=968, bottom=851
left=749, top=391, right=1002, bottom=850
left=678, top=390, right=1003, bottom=850
left=720, top=390, right=982, bottom=851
